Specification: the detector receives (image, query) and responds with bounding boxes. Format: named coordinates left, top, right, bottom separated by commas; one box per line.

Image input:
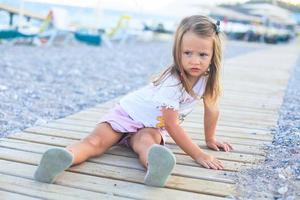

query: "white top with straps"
left=119, top=74, right=208, bottom=128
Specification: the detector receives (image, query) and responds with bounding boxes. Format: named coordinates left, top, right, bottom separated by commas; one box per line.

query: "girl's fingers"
left=209, top=159, right=224, bottom=170
left=227, top=142, right=234, bottom=150
left=216, top=159, right=224, bottom=168
left=213, top=160, right=224, bottom=170
left=207, top=161, right=218, bottom=170
left=199, top=158, right=224, bottom=170
left=214, top=145, right=220, bottom=151
left=200, top=161, right=210, bottom=169
left=218, top=143, right=227, bottom=151
left=224, top=144, right=230, bottom=152
left=224, top=142, right=232, bottom=151
left=209, top=143, right=220, bottom=151
left=218, top=142, right=233, bottom=152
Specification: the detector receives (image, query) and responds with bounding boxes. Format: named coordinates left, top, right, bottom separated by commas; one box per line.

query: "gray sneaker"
left=34, top=148, right=73, bottom=183
left=144, top=144, right=176, bottom=187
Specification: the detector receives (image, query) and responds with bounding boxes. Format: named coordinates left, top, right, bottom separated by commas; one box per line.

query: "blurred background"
left=0, top=0, right=299, bottom=45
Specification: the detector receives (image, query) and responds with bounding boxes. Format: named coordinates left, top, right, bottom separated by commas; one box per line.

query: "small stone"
left=286, top=196, right=295, bottom=200
left=0, top=85, right=8, bottom=91
left=278, top=173, right=286, bottom=180
left=34, top=118, right=47, bottom=126
left=278, top=186, right=288, bottom=194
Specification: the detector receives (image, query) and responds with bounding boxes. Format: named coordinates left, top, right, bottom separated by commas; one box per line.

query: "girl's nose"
left=191, top=55, right=201, bottom=64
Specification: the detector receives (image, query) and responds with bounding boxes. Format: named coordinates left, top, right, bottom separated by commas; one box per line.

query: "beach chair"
left=1, top=10, right=55, bottom=45
left=15, top=10, right=53, bottom=45
left=45, top=7, right=75, bottom=46
left=104, top=15, right=141, bottom=47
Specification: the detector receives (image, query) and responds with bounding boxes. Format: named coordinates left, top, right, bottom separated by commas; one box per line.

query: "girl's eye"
left=199, top=53, right=208, bottom=57
left=184, top=51, right=192, bottom=56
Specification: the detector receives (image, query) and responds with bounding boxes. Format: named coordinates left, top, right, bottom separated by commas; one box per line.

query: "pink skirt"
left=98, top=104, right=166, bottom=148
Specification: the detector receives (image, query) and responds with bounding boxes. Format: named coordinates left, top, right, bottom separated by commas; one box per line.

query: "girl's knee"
left=84, top=123, right=114, bottom=148
left=145, top=129, right=163, bottom=144
left=82, top=136, right=104, bottom=149
left=131, top=129, right=162, bottom=151
left=84, top=122, right=122, bottom=151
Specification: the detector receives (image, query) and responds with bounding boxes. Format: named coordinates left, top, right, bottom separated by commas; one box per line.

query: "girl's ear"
left=204, top=65, right=211, bottom=76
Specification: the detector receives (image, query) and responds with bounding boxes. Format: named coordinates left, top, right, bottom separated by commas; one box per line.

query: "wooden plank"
left=7, top=132, right=261, bottom=165
left=0, top=147, right=235, bottom=196
left=42, top=119, right=274, bottom=141
left=50, top=119, right=271, bottom=146
left=0, top=160, right=226, bottom=199
left=0, top=138, right=251, bottom=172
left=185, top=124, right=272, bottom=136
left=167, top=141, right=264, bottom=156
left=0, top=189, right=40, bottom=200
left=0, top=173, right=128, bottom=200
left=0, top=3, right=45, bottom=21
left=16, top=129, right=265, bottom=164
left=24, top=124, right=265, bottom=156
left=55, top=118, right=269, bottom=144
left=0, top=146, right=234, bottom=184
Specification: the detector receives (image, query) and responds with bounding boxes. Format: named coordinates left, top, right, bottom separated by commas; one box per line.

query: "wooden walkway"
left=0, top=41, right=299, bottom=199
left=0, top=3, right=45, bottom=21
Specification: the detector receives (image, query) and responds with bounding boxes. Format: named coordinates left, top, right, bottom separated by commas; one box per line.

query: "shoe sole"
left=144, top=144, right=176, bottom=187
left=34, top=148, right=73, bottom=183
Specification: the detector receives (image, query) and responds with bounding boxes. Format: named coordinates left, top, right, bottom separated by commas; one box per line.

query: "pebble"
left=278, top=186, right=288, bottom=195
left=0, top=85, right=8, bottom=91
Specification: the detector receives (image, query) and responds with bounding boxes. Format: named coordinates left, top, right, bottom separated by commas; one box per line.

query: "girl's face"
left=181, top=31, right=213, bottom=84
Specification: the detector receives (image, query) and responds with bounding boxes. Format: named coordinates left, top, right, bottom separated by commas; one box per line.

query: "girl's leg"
left=34, top=122, right=122, bottom=183
left=67, top=122, right=122, bottom=165
left=129, top=128, right=176, bottom=187
left=129, top=128, right=162, bottom=167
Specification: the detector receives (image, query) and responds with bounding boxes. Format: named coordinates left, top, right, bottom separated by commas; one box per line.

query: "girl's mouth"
left=190, top=68, right=201, bottom=72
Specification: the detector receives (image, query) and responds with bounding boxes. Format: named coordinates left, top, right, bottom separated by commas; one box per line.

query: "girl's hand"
left=195, top=152, right=224, bottom=170
left=206, top=138, right=234, bottom=152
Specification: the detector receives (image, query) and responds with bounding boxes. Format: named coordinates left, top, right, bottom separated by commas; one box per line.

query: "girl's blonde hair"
left=153, top=15, right=223, bottom=103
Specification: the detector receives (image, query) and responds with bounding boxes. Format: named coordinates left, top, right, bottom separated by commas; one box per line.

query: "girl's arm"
left=203, top=97, right=219, bottom=143
left=161, top=107, right=223, bottom=170
left=203, top=97, right=233, bottom=152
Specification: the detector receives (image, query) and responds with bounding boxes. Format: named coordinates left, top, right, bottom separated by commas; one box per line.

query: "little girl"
left=34, top=15, right=233, bottom=187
